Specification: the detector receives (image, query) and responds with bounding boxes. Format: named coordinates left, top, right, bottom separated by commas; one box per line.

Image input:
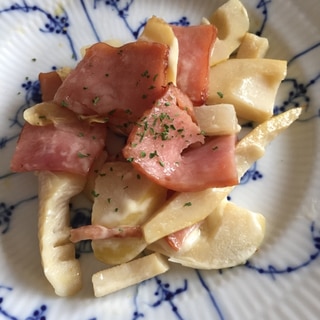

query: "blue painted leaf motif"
left=0, top=202, right=14, bottom=234
left=240, top=162, right=263, bottom=185
left=245, top=222, right=320, bottom=278
left=91, top=0, right=190, bottom=40
left=195, top=270, right=224, bottom=320
left=274, top=73, right=320, bottom=115
left=21, top=79, right=42, bottom=107
left=149, top=277, right=188, bottom=320
left=9, top=79, right=42, bottom=130
left=132, top=309, right=144, bottom=320
left=1, top=286, right=48, bottom=320
left=311, top=223, right=320, bottom=251
left=25, top=305, right=47, bottom=320
left=0, top=1, right=77, bottom=59
left=93, top=0, right=145, bottom=39
left=0, top=136, right=16, bottom=152
left=0, top=196, right=37, bottom=234
left=132, top=277, right=188, bottom=320
left=255, top=0, right=272, bottom=36
left=0, top=77, right=41, bottom=170
left=314, top=237, right=320, bottom=250
left=0, top=286, right=15, bottom=320
left=170, top=16, right=190, bottom=27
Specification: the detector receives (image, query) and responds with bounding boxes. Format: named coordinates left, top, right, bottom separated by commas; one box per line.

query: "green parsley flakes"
left=91, top=190, right=100, bottom=198
left=217, top=91, right=224, bottom=98
left=92, top=96, right=100, bottom=105
left=61, top=100, right=69, bottom=107
left=77, top=152, right=90, bottom=158
left=149, top=150, right=158, bottom=159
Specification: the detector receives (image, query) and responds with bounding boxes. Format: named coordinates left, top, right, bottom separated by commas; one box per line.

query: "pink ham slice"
left=54, top=41, right=169, bottom=134
left=172, top=24, right=217, bottom=106
left=69, top=225, right=142, bottom=243
left=39, top=71, right=63, bottom=102
left=122, top=84, right=238, bottom=192
left=166, top=221, right=203, bottom=251
left=11, top=119, right=107, bottom=176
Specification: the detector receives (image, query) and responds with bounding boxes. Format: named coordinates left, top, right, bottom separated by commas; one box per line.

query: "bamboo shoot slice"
left=208, top=0, right=249, bottom=65
left=139, top=16, right=179, bottom=84
left=194, top=103, right=241, bottom=135
left=149, top=200, right=265, bottom=269
left=236, top=33, right=269, bottom=59
left=92, top=253, right=169, bottom=297
left=207, top=59, right=287, bottom=122
left=38, top=171, right=86, bottom=296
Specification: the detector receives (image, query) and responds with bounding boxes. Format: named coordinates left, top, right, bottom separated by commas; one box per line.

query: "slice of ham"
left=172, top=24, right=217, bottom=105
left=69, top=225, right=142, bottom=243
left=54, top=41, right=169, bottom=134
left=173, top=134, right=238, bottom=190
left=123, top=84, right=238, bottom=192
left=166, top=221, right=203, bottom=251
left=39, top=71, right=62, bottom=102
left=11, top=118, right=107, bottom=175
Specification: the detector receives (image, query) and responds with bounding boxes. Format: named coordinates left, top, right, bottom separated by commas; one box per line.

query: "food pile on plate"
left=11, top=0, right=302, bottom=297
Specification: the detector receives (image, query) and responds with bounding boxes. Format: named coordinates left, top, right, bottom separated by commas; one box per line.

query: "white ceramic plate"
left=1, top=0, right=320, bottom=319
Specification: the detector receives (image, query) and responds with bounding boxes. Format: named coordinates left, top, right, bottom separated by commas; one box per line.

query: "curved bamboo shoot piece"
left=37, top=171, right=86, bottom=296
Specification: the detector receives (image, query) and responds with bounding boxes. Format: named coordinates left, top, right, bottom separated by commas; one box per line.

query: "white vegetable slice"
left=91, top=162, right=167, bottom=265
left=149, top=200, right=265, bottom=269
left=236, top=33, right=269, bottom=59
left=193, top=103, right=241, bottom=135
left=23, top=100, right=109, bottom=127
left=208, top=0, right=249, bottom=65
left=143, top=187, right=232, bottom=244
left=207, top=58, right=287, bottom=122
left=38, top=171, right=86, bottom=296
left=139, top=16, right=179, bottom=84
left=92, top=253, right=170, bottom=297
left=142, top=107, right=302, bottom=244
left=23, top=101, right=78, bottom=126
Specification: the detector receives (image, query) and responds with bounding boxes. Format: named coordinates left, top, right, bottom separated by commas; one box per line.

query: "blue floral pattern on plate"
left=0, top=0, right=319, bottom=319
